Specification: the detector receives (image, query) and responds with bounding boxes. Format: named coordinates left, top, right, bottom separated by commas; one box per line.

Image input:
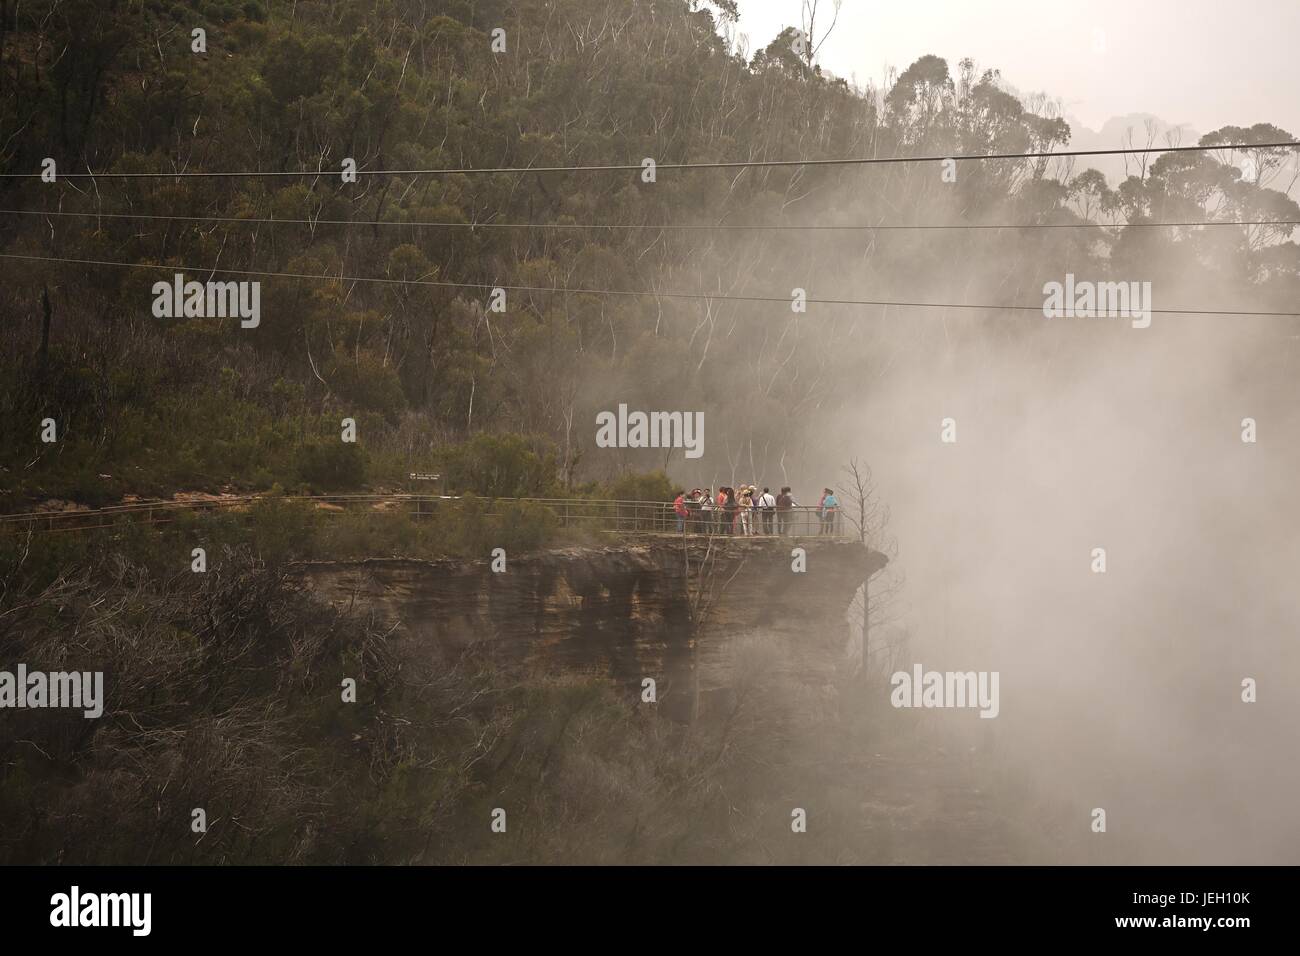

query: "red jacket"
left=673, top=495, right=688, bottom=517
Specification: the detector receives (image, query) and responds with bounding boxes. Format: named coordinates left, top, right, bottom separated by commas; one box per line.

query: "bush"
left=242, top=497, right=320, bottom=563
left=296, top=440, right=366, bottom=491
left=439, top=495, right=559, bottom=555
left=324, top=350, right=407, bottom=423
left=444, top=433, right=557, bottom=498
left=605, top=469, right=674, bottom=502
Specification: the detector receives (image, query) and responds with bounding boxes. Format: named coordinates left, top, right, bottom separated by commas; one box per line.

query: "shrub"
left=444, top=433, right=557, bottom=499
left=296, top=440, right=366, bottom=491
left=605, top=469, right=674, bottom=502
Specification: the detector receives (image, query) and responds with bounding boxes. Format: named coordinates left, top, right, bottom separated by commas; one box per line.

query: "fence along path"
left=0, top=494, right=850, bottom=538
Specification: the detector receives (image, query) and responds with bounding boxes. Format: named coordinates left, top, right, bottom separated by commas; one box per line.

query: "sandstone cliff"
left=292, top=537, right=886, bottom=720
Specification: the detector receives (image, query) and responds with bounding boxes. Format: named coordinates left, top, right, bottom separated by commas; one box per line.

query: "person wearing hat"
left=737, top=485, right=754, bottom=535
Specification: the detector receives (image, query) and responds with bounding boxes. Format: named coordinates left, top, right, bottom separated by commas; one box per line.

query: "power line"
left=4, top=252, right=1297, bottom=317
left=2, top=207, right=1296, bottom=233
left=2, top=141, right=1296, bottom=179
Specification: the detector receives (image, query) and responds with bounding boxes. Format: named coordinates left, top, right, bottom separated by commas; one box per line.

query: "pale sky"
left=726, top=0, right=1300, bottom=137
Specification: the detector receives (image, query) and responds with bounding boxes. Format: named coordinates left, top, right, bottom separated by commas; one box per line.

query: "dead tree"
left=838, top=457, right=897, bottom=685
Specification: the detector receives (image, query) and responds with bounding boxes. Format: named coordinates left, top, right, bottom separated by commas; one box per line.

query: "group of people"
left=671, top=486, right=841, bottom=536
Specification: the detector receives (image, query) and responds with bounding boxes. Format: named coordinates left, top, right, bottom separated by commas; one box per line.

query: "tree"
left=839, top=458, right=896, bottom=686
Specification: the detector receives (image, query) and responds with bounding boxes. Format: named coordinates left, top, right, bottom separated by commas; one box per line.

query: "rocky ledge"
left=292, top=537, right=887, bottom=719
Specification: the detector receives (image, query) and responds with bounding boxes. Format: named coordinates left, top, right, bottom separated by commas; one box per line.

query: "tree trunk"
left=860, top=575, right=870, bottom=687
left=38, top=284, right=52, bottom=377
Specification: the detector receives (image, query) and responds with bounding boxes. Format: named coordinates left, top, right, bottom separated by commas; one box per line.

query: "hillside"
left=2, top=0, right=1296, bottom=508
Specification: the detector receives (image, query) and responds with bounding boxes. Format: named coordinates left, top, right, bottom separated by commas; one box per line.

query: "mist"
left=2, top=0, right=1297, bottom=871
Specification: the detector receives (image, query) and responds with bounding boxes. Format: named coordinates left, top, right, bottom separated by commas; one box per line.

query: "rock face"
left=292, top=537, right=885, bottom=720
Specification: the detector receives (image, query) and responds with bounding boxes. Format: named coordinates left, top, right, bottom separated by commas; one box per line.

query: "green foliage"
left=605, top=469, right=674, bottom=502
left=324, top=350, right=407, bottom=422
left=296, top=439, right=367, bottom=491
left=432, top=494, right=560, bottom=555
left=0, top=0, right=1296, bottom=511
left=444, top=433, right=558, bottom=498
left=240, top=496, right=320, bottom=564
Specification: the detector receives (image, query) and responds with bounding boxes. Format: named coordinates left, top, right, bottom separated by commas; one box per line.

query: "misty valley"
left=0, top=0, right=1295, bottom=897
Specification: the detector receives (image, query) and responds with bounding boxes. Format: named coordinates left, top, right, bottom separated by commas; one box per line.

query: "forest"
left=1, top=0, right=1294, bottom=507
left=1, top=0, right=1298, bottom=865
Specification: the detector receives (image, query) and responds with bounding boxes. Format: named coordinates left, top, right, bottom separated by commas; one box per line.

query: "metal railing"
left=0, top=493, right=851, bottom=538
